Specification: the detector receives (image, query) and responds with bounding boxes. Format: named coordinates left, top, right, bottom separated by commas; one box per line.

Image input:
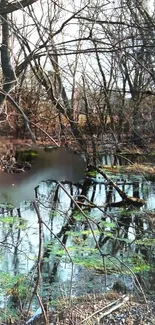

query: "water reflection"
left=0, top=169, right=155, bottom=306
left=101, top=153, right=155, bottom=166
left=0, top=147, right=86, bottom=206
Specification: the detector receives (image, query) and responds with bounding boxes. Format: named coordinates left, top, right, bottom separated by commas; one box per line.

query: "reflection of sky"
left=0, top=170, right=154, bottom=293
left=87, top=174, right=154, bottom=209
left=146, top=182, right=155, bottom=209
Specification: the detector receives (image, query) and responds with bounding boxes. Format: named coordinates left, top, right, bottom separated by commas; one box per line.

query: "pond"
left=0, top=152, right=155, bottom=316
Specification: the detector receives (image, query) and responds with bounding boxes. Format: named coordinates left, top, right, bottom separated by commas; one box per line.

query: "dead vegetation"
left=18, top=292, right=155, bottom=325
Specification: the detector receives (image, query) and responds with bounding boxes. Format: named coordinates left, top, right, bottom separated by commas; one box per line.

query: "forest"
left=0, top=0, right=155, bottom=324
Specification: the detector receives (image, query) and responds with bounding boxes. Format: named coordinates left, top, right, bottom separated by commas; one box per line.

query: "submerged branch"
left=91, top=165, right=145, bottom=207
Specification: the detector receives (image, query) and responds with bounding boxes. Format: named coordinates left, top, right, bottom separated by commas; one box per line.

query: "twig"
left=91, top=164, right=145, bottom=207
left=26, top=201, right=49, bottom=325
left=41, top=218, right=74, bottom=300
left=31, top=122, right=60, bottom=147
left=95, top=295, right=129, bottom=323
left=32, top=201, right=48, bottom=325
left=113, top=255, right=148, bottom=305
left=58, top=182, right=102, bottom=253
left=80, top=295, right=129, bottom=324
left=0, top=89, right=37, bottom=144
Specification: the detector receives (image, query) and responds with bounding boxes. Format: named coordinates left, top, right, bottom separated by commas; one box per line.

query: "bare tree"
left=1, top=0, right=155, bottom=152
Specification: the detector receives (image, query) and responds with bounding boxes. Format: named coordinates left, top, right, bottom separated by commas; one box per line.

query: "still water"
left=0, top=156, right=155, bottom=305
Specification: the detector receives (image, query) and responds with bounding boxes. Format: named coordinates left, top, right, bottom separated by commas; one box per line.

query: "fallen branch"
left=80, top=295, right=129, bottom=324
left=90, top=164, right=145, bottom=207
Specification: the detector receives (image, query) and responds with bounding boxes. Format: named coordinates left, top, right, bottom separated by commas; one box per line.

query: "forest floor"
left=24, top=291, right=155, bottom=325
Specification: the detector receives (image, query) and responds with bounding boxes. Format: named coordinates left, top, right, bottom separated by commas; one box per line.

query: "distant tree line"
left=0, top=0, right=155, bottom=157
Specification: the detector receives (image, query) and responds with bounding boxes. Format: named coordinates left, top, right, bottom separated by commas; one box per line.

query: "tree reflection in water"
left=0, top=169, right=154, bottom=316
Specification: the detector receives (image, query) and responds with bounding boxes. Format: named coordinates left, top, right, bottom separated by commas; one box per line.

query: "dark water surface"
left=0, top=154, right=155, bottom=309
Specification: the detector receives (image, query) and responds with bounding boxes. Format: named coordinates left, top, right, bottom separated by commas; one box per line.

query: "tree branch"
left=0, top=0, right=38, bottom=15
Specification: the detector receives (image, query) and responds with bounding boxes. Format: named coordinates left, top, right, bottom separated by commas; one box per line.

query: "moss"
left=15, top=149, right=38, bottom=162
left=86, top=170, right=97, bottom=177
